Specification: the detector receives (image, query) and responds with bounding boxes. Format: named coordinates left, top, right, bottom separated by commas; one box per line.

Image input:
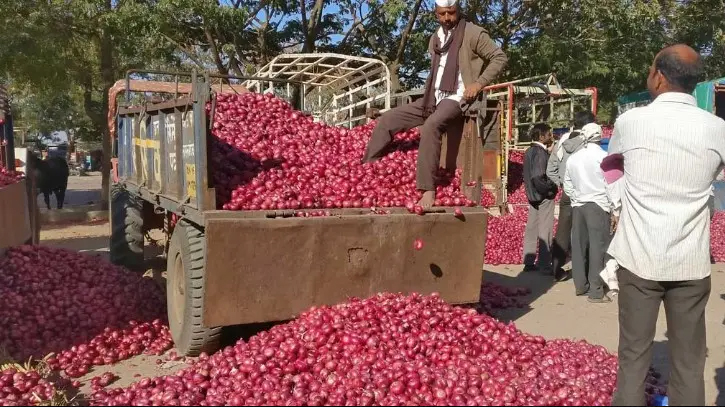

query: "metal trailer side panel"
left=202, top=210, right=487, bottom=327
left=117, top=88, right=209, bottom=225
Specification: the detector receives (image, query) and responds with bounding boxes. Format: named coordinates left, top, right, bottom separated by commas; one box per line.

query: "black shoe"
left=523, top=265, right=538, bottom=273
left=587, top=296, right=612, bottom=304
left=554, top=269, right=570, bottom=282
left=576, top=290, right=589, bottom=296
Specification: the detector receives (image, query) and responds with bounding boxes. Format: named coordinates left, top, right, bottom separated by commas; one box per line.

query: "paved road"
left=486, top=264, right=725, bottom=406
left=37, top=172, right=102, bottom=208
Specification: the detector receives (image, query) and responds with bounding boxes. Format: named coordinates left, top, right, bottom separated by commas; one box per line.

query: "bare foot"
left=417, top=190, right=436, bottom=209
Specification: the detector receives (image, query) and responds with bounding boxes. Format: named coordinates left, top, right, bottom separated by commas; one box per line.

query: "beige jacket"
left=427, top=23, right=508, bottom=89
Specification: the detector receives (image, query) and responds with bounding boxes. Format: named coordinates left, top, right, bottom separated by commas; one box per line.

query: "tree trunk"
left=99, top=0, right=115, bottom=211
left=388, top=63, right=402, bottom=94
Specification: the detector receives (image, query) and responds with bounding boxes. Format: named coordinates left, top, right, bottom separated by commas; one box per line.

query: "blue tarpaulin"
left=713, top=182, right=725, bottom=211
left=600, top=138, right=609, bottom=152
left=617, top=77, right=725, bottom=115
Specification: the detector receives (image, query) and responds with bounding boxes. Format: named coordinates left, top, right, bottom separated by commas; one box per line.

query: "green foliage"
left=1, top=0, right=724, bottom=129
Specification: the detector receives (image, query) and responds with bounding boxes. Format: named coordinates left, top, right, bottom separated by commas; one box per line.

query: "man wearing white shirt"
left=362, top=0, right=507, bottom=208
left=547, top=111, right=597, bottom=281
left=609, top=45, right=725, bottom=406
left=562, top=123, right=612, bottom=302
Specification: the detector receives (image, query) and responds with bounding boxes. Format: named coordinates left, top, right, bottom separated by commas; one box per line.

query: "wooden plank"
left=0, top=180, right=32, bottom=253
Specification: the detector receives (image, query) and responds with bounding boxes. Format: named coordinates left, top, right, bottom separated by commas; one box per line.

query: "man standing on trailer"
left=361, top=0, right=508, bottom=208
left=610, top=44, right=725, bottom=406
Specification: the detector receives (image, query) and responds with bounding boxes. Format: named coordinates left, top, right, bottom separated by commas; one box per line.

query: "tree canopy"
left=1, top=0, right=723, bottom=204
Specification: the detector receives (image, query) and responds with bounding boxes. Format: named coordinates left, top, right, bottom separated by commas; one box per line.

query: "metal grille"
left=244, top=53, right=392, bottom=128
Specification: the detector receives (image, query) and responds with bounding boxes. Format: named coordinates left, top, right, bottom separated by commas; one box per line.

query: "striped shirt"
left=607, top=92, right=725, bottom=281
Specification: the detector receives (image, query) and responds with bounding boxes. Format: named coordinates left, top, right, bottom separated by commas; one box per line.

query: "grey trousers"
left=613, top=269, right=710, bottom=406
left=551, top=192, right=572, bottom=272
left=523, top=199, right=555, bottom=269
left=362, top=98, right=464, bottom=191
left=571, top=202, right=611, bottom=299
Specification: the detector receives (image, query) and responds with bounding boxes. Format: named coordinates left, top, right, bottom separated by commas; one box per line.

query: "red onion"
left=0, top=246, right=172, bottom=377
left=208, top=93, right=476, bottom=211
left=91, top=293, right=665, bottom=406
left=0, top=367, right=72, bottom=406
left=711, top=211, right=725, bottom=262
left=0, top=166, right=23, bottom=187
left=485, top=206, right=560, bottom=266
left=413, top=239, right=424, bottom=251
left=602, top=126, right=613, bottom=139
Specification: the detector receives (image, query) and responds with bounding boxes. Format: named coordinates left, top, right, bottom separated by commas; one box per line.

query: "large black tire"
left=109, top=183, right=144, bottom=271
left=166, top=219, right=221, bottom=356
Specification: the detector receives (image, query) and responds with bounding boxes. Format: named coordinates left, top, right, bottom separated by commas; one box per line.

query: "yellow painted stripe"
left=133, top=138, right=160, bottom=149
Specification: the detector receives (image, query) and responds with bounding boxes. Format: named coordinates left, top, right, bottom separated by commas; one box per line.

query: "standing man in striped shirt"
left=610, top=44, right=725, bottom=406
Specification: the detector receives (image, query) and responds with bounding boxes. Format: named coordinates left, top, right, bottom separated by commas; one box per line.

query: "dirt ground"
left=38, top=220, right=725, bottom=405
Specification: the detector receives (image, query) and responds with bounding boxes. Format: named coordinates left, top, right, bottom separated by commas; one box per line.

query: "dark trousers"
left=613, top=269, right=710, bottom=406
left=551, top=192, right=572, bottom=272
left=362, top=98, right=464, bottom=191
left=523, top=199, right=555, bottom=269
left=571, top=202, right=611, bottom=299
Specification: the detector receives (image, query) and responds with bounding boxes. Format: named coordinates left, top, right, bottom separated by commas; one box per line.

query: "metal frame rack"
left=244, top=53, right=392, bottom=128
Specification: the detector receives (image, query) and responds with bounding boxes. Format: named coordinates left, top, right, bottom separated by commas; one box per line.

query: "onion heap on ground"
left=0, top=365, right=73, bottom=406
left=0, top=166, right=23, bottom=188
left=92, top=293, right=665, bottom=407
left=711, top=212, right=725, bottom=262
left=0, top=246, right=173, bottom=380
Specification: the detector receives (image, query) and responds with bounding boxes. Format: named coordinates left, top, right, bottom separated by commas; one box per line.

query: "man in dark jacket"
left=361, top=0, right=507, bottom=208
left=522, top=123, right=558, bottom=272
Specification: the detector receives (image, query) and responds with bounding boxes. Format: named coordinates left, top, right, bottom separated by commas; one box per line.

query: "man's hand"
left=463, top=82, right=484, bottom=102
left=610, top=214, right=619, bottom=234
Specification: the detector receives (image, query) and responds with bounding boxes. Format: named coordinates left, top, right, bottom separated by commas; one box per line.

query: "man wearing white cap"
left=362, top=0, right=508, bottom=208
left=562, top=123, right=614, bottom=303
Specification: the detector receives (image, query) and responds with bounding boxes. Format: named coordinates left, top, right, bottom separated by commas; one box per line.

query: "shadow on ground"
left=717, top=363, right=725, bottom=407
left=37, top=188, right=102, bottom=208
left=42, top=235, right=110, bottom=253
left=483, top=265, right=560, bottom=322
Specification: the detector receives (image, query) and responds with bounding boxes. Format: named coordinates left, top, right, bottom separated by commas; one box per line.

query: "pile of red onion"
left=209, top=93, right=475, bottom=211
left=485, top=208, right=529, bottom=265
left=505, top=150, right=528, bottom=205
left=0, top=368, right=71, bottom=406
left=0, top=246, right=172, bottom=378
left=0, top=166, right=23, bottom=188
left=92, top=292, right=665, bottom=406
left=485, top=207, right=560, bottom=266
left=602, top=126, right=613, bottom=139
left=711, top=212, right=725, bottom=262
